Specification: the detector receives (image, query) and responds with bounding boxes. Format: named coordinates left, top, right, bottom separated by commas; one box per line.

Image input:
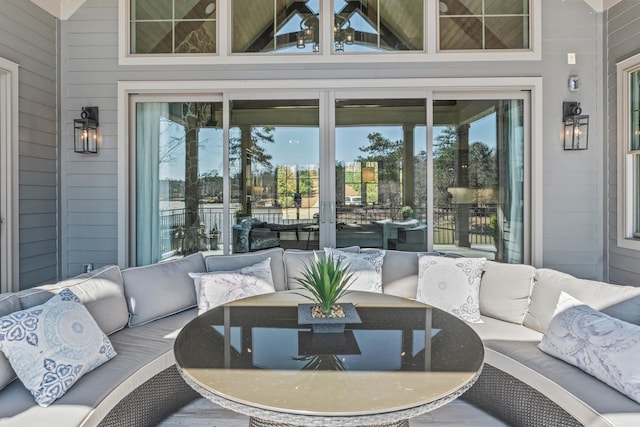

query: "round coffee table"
left=174, top=291, right=484, bottom=427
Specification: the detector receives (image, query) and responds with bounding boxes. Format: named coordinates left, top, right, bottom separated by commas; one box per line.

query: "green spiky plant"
left=296, top=254, right=355, bottom=317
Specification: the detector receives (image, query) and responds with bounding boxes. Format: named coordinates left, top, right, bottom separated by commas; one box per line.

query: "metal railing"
left=158, top=204, right=497, bottom=257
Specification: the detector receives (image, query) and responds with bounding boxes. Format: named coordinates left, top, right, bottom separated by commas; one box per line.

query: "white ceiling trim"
left=30, top=0, right=87, bottom=20
left=583, top=0, right=622, bottom=12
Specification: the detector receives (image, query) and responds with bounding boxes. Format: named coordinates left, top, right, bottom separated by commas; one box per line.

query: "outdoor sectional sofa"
left=0, top=247, right=639, bottom=427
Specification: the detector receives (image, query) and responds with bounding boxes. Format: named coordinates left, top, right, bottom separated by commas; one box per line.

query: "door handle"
left=320, top=202, right=326, bottom=223
left=330, top=202, right=335, bottom=223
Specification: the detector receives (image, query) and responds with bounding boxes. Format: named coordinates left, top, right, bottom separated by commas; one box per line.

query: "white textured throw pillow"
left=417, top=256, right=486, bottom=323
left=0, top=289, right=117, bottom=407
left=190, top=257, right=274, bottom=302
left=324, top=248, right=385, bottom=293
left=195, top=258, right=276, bottom=314
left=538, top=292, right=640, bottom=404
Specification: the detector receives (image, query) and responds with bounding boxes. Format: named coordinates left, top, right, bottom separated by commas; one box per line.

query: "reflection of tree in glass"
left=229, top=126, right=275, bottom=174
left=276, top=167, right=316, bottom=208
left=433, top=126, right=497, bottom=206
left=229, top=126, right=275, bottom=208
left=291, top=354, right=347, bottom=371
left=356, top=132, right=403, bottom=205
left=356, top=132, right=403, bottom=180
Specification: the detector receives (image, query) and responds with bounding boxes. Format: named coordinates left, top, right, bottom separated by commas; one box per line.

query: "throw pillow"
left=538, top=292, right=640, bottom=405
left=190, top=257, right=274, bottom=299
left=197, top=272, right=276, bottom=314
left=416, top=255, right=486, bottom=323
left=323, top=248, right=385, bottom=293
left=0, top=289, right=117, bottom=407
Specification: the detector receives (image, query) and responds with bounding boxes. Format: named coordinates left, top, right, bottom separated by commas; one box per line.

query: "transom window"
left=129, top=0, right=217, bottom=54
left=122, top=0, right=538, bottom=63
left=438, top=0, right=530, bottom=50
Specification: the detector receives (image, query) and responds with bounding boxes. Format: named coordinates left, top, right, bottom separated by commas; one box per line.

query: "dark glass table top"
left=175, top=291, right=484, bottom=418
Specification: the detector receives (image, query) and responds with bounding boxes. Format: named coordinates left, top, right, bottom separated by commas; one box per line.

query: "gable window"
left=438, top=0, right=530, bottom=51
left=617, top=53, right=640, bottom=250
left=230, top=0, right=424, bottom=54
left=129, top=0, right=217, bottom=55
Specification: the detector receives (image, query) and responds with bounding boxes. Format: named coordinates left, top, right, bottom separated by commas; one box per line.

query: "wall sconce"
left=562, top=102, right=589, bottom=150
left=74, top=106, right=99, bottom=153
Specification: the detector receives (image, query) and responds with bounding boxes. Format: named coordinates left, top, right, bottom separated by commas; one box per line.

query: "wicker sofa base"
left=96, top=363, right=583, bottom=427
left=98, top=365, right=199, bottom=427
left=462, top=364, right=582, bottom=427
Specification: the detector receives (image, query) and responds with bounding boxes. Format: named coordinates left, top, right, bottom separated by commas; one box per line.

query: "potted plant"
left=296, top=254, right=361, bottom=333
left=400, top=205, right=414, bottom=220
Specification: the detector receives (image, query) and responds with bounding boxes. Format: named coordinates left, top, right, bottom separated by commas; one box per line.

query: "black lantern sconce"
left=74, top=106, right=99, bottom=153
left=562, top=102, right=589, bottom=150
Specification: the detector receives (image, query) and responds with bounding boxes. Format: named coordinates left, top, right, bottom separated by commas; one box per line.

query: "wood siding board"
left=19, top=266, right=59, bottom=290
left=20, top=227, right=58, bottom=243
left=68, top=225, right=117, bottom=238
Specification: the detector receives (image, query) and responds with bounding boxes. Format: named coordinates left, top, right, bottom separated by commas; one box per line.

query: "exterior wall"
left=59, top=0, right=605, bottom=280
left=0, top=1, right=58, bottom=289
left=606, top=1, right=640, bottom=285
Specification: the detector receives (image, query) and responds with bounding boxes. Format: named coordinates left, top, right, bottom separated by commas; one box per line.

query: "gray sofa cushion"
left=0, top=309, right=196, bottom=426
left=523, top=269, right=640, bottom=333
left=479, top=261, right=534, bottom=324
left=205, top=248, right=286, bottom=291
left=123, top=253, right=205, bottom=327
left=17, top=265, right=128, bottom=335
left=377, top=250, right=421, bottom=299
left=0, top=294, right=19, bottom=391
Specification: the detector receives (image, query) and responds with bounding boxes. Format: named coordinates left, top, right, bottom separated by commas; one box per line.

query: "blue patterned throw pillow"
left=0, top=289, right=117, bottom=407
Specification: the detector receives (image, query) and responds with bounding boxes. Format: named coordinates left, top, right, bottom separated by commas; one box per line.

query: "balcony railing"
left=158, top=204, right=497, bottom=258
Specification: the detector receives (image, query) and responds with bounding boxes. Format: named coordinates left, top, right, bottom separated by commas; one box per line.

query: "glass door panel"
left=334, top=99, right=427, bottom=251
left=230, top=100, right=320, bottom=252
left=432, top=99, right=525, bottom=262
left=135, top=101, right=223, bottom=266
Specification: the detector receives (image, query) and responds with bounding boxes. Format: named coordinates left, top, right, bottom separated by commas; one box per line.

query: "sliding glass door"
left=334, top=98, right=428, bottom=250
left=432, top=97, right=527, bottom=263
left=133, top=99, right=224, bottom=265
left=229, top=99, right=320, bottom=252
left=130, top=90, right=529, bottom=265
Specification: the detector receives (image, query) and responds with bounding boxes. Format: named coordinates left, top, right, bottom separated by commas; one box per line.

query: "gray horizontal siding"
left=606, top=0, right=640, bottom=286
left=0, top=0, right=58, bottom=290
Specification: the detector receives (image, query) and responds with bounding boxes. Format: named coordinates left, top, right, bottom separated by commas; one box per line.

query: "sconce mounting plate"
left=563, top=102, right=581, bottom=119
left=82, top=106, right=99, bottom=125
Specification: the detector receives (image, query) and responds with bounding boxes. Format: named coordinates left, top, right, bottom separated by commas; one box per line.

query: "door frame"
left=118, top=78, right=543, bottom=267
left=0, top=57, right=19, bottom=293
